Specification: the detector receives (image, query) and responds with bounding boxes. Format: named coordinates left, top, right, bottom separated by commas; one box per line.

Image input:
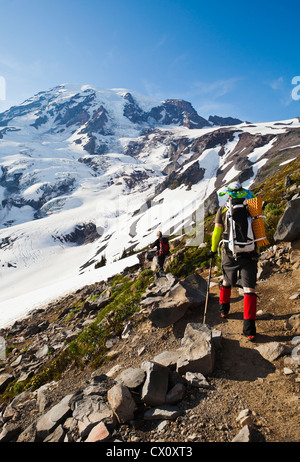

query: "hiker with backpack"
left=208, top=181, right=268, bottom=342
left=151, top=231, right=170, bottom=277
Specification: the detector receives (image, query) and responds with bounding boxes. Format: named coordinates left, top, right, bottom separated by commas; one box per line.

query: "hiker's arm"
left=211, top=223, right=223, bottom=253
left=150, top=239, right=159, bottom=249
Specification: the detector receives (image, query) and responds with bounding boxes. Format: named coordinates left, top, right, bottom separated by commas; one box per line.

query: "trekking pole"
left=203, top=257, right=213, bottom=325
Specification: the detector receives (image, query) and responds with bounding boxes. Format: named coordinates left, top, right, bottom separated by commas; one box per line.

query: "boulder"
left=115, top=367, right=145, bottom=390
left=85, top=421, right=111, bottom=442
left=36, top=394, right=73, bottom=441
left=149, top=274, right=207, bottom=328
left=152, top=350, right=182, bottom=370
left=107, top=384, right=136, bottom=424
left=165, top=383, right=186, bottom=404
left=176, top=324, right=215, bottom=375
left=72, top=396, right=114, bottom=438
left=43, top=424, right=65, bottom=443
left=255, top=342, right=289, bottom=362
left=274, top=198, right=300, bottom=242
left=141, top=361, right=169, bottom=406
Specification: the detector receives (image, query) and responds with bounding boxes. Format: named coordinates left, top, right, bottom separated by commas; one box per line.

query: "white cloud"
left=191, top=77, right=242, bottom=98
left=267, top=76, right=294, bottom=107
left=269, top=76, right=284, bottom=91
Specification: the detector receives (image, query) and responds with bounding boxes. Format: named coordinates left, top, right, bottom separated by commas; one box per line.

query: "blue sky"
left=0, top=0, right=299, bottom=122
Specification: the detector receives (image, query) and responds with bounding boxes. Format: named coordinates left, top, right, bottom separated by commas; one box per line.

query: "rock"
left=36, top=381, right=58, bottom=413
left=141, top=361, right=169, bottom=406
left=43, top=424, right=65, bottom=442
left=17, top=422, right=37, bottom=442
left=2, top=403, right=20, bottom=422
left=151, top=273, right=177, bottom=295
left=289, top=293, right=300, bottom=300
left=285, top=314, right=300, bottom=331
left=255, top=342, right=289, bottom=362
left=274, top=198, right=300, bottom=243
left=10, top=354, right=23, bottom=367
left=85, top=421, right=111, bottom=442
left=36, top=394, right=73, bottom=441
left=35, top=344, right=49, bottom=359
left=185, top=371, right=210, bottom=388
left=0, top=373, right=14, bottom=392
left=115, top=367, right=146, bottom=390
left=257, top=260, right=273, bottom=280
left=24, top=324, right=40, bottom=337
left=95, top=292, right=112, bottom=310
left=143, top=405, right=181, bottom=420
left=121, top=322, right=131, bottom=339
left=105, top=336, right=119, bottom=349
left=290, top=239, right=300, bottom=268
left=156, top=420, right=169, bottom=433
left=107, top=384, right=136, bottom=424
left=236, top=409, right=254, bottom=427
left=106, top=365, right=122, bottom=377
left=149, top=274, right=207, bottom=328
left=211, top=329, right=223, bottom=350
left=0, top=422, right=22, bottom=442
left=152, top=350, right=182, bottom=370
left=140, top=296, right=164, bottom=307
left=231, top=425, right=253, bottom=442
left=72, top=396, right=114, bottom=438
left=165, top=383, right=186, bottom=404
left=176, top=324, right=215, bottom=375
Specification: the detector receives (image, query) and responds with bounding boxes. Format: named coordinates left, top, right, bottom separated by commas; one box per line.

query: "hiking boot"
left=243, top=294, right=257, bottom=341
left=244, top=333, right=256, bottom=342
left=219, top=302, right=230, bottom=318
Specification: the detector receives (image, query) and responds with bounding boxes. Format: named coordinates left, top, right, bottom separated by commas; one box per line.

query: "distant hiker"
left=208, top=181, right=264, bottom=342
left=151, top=231, right=170, bottom=277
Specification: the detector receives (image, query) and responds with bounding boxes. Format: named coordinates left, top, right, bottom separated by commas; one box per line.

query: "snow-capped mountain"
left=0, top=83, right=299, bottom=328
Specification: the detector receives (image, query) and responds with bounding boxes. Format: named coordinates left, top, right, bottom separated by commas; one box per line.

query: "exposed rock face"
left=208, top=115, right=243, bottom=126
left=148, top=274, right=207, bottom=328
left=274, top=198, right=300, bottom=243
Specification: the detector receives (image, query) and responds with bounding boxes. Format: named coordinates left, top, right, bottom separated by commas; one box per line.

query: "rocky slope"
left=0, top=198, right=299, bottom=443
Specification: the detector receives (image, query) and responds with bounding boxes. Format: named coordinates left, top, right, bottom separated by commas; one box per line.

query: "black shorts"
left=221, top=251, right=258, bottom=289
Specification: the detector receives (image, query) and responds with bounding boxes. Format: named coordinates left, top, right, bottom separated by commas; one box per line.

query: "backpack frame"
left=223, top=198, right=256, bottom=256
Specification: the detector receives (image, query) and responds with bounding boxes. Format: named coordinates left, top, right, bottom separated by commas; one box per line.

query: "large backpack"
left=159, top=237, right=170, bottom=256
left=225, top=197, right=256, bottom=255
